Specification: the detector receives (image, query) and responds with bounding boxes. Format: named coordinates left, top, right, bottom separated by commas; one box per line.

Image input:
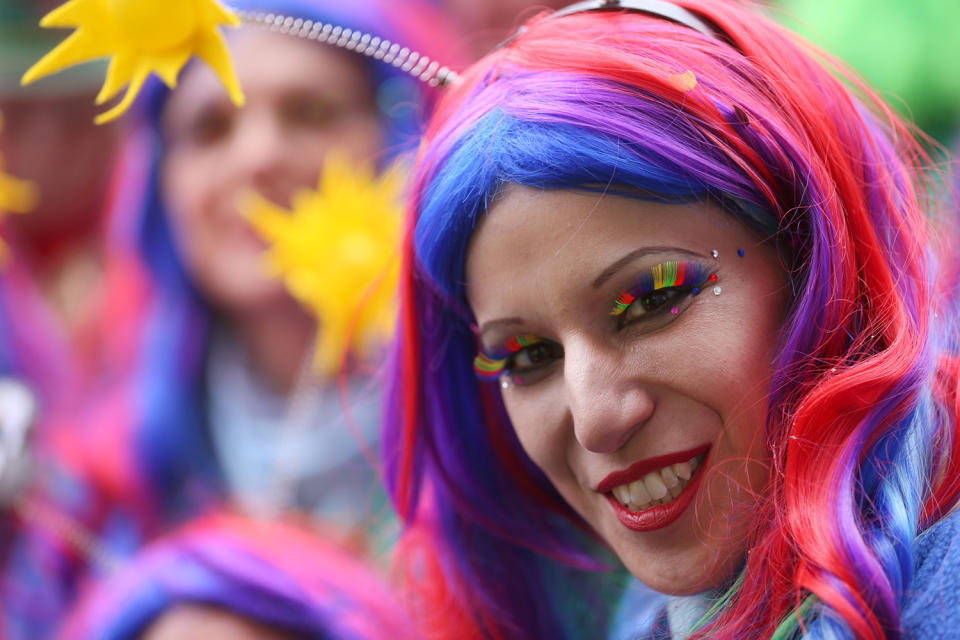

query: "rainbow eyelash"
left=611, top=260, right=714, bottom=316
left=474, top=334, right=541, bottom=379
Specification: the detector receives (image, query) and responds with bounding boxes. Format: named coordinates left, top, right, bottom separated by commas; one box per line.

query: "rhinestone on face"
left=711, top=249, right=719, bottom=258
left=500, top=378, right=510, bottom=390
left=737, top=248, right=745, bottom=257
left=713, top=286, right=722, bottom=295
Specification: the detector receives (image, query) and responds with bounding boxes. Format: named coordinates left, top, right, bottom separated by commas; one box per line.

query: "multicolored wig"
left=2, top=1, right=464, bottom=636
left=59, top=512, right=418, bottom=640
left=383, top=1, right=960, bottom=638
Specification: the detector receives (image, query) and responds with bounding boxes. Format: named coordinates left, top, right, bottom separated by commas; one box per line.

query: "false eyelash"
left=473, top=334, right=540, bottom=379
left=611, top=260, right=714, bottom=316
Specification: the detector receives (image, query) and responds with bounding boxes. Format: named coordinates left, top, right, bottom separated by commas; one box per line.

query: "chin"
left=220, top=284, right=290, bottom=315
left=201, top=268, right=289, bottom=315
left=621, top=544, right=744, bottom=596
left=601, top=500, right=751, bottom=597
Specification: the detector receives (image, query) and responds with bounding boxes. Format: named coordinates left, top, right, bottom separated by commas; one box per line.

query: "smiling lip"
left=596, top=444, right=711, bottom=493
left=598, top=445, right=711, bottom=533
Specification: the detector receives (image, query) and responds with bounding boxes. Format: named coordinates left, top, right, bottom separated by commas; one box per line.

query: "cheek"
left=162, top=155, right=213, bottom=253
left=342, top=115, right=382, bottom=157
left=161, top=152, right=281, bottom=308
left=304, top=115, right=382, bottom=167
left=692, top=282, right=786, bottom=523
left=502, top=385, right=573, bottom=481
left=692, top=258, right=787, bottom=435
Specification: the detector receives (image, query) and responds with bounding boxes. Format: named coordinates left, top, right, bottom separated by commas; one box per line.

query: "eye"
left=280, top=94, right=340, bottom=130
left=611, top=260, right=713, bottom=329
left=182, top=106, right=232, bottom=146
left=510, top=341, right=561, bottom=370
left=504, top=340, right=564, bottom=386
left=621, top=287, right=684, bottom=321
left=617, top=286, right=702, bottom=330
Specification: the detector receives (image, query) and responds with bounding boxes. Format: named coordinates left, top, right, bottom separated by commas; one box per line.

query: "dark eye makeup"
left=474, top=259, right=716, bottom=388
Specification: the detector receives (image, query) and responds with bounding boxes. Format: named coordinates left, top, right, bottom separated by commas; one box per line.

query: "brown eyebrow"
left=477, top=246, right=706, bottom=342
left=591, top=246, right=707, bottom=289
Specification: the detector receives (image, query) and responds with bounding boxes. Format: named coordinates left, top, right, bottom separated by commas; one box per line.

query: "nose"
left=226, top=107, right=293, bottom=200
left=564, top=337, right=655, bottom=453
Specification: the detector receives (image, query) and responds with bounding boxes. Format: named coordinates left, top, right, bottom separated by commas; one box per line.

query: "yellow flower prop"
left=244, top=155, right=405, bottom=377
left=0, top=112, right=39, bottom=263
left=21, top=0, right=244, bottom=124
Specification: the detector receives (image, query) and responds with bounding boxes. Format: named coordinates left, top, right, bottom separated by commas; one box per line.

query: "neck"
left=227, top=300, right=315, bottom=395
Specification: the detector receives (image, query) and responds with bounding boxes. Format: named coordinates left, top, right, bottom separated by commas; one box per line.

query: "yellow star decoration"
left=22, top=0, right=244, bottom=124
left=0, top=112, right=39, bottom=263
left=244, top=154, right=405, bottom=378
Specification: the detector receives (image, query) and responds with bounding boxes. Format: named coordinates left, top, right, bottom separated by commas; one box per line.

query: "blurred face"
left=140, top=604, right=299, bottom=640
left=162, top=29, right=381, bottom=313
left=466, top=186, right=789, bottom=595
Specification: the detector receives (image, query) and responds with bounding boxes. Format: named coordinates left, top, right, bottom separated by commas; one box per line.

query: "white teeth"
left=613, top=485, right=631, bottom=505
left=629, top=479, right=652, bottom=505
left=660, top=465, right=679, bottom=488
left=672, top=461, right=692, bottom=480
left=643, top=473, right=668, bottom=500
left=609, top=453, right=706, bottom=512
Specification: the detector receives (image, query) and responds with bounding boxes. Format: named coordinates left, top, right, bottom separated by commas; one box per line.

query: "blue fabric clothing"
left=205, top=328, right=396, bottom=549
left=608, top=578, right=669, bottom=640
left=901, top=508, right=960, bottom=638
left=608, top=508, right=960, bottom=639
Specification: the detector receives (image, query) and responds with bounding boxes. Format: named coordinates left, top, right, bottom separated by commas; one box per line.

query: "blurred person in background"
left=1, top=1, right=464, bottom=637
left=0, top=0, right=123, bottom=399
left=59, top=513, right=418, bottom=640
left=0, top=0, right=128, bottom=575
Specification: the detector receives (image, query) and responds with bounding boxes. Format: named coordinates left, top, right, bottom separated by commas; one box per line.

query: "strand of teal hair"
left=769, top=594, right=819, bottom=640
left=688, top=571, right=745, bottom=634
left=685, top=574, right=818, bottom=639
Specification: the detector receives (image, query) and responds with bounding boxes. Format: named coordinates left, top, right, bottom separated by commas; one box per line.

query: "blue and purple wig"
left=59, top=513, right=418, bottom=640
left=383, top=1, right=960, bottom=639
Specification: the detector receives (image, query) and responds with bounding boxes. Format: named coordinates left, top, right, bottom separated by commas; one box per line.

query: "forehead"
left=465, top=185, right=739, bottom=311
left=166, top=29, right=373, bottom=108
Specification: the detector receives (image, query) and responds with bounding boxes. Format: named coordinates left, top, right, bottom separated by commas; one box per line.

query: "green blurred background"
left=0, top=0, right=105, bottom=95
left=774, top=0, right=960, bottom=144
left=2, top=0, right=959, bottom=142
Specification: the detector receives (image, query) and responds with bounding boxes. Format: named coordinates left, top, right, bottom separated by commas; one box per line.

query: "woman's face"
left=161, top=29, right=382, bottom=313
left=466, top=186, right=789, bottom=595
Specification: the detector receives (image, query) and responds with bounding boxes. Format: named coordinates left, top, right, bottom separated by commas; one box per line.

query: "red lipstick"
left=596, top=444, right=710, bottom=493
left=598, top=445, right=710, bottom=533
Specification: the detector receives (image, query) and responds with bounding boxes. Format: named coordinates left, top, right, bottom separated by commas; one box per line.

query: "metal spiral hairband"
left=236, top=11, right=460, bottom=87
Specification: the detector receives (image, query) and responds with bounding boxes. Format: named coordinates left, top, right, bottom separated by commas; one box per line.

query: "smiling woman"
left=382, top=1, right=960, bottom=639
left=466, top=189, right=788, bottom=595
